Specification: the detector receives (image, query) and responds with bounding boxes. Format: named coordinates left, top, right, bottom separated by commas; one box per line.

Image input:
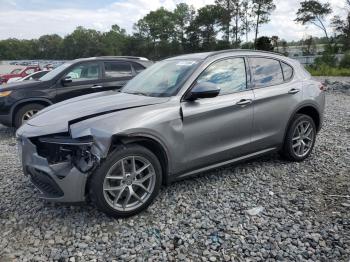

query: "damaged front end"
left=18, top=133, right=100, bottom=202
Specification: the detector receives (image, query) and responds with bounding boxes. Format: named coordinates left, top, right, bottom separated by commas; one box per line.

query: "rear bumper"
left=0, top=113, right=12, bottom=127
left=19, top=136, right=88, bottom=203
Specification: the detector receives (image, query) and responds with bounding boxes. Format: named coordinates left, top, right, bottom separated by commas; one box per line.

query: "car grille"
left=28, top=168, right=64, bottom=198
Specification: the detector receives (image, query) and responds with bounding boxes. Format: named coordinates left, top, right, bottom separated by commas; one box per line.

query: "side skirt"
left=170, top=147, right=277, bottom=183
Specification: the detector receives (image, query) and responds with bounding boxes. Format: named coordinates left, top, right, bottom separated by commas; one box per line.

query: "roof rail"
left=206, top=49, right=284, bottom=58
left=98, top=56, right=149, bottom=61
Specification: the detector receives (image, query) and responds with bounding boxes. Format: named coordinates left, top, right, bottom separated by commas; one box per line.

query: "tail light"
left=319, top=83, right=326, bottom=91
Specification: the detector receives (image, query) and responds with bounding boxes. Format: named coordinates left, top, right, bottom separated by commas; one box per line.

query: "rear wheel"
left=14, top=103, right=45, bottom=128
left=281, top=114, right=316, bottom=161
left=89, top=144, right=162, bottom=218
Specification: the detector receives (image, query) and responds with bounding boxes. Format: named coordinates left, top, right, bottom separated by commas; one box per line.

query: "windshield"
left=10, top=69, right=22, bottom=74
left=121, top=59, right=200, bottom=97
left=39, top=62, right=72, bottom=81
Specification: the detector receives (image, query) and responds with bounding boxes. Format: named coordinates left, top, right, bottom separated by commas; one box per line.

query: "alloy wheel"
left=292, top=120, right=315, bottom=157
left=22, top=109, right=39, bottom=123
left=103, top=156, right=156, bottom=212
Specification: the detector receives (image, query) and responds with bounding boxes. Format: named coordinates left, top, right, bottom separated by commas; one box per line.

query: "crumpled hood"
left=27, top=91, right=170, bottom=127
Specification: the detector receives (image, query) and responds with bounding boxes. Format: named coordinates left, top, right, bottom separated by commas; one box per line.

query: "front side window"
left=197, top=58, right=247, bottom=95
left=104, top=62, right=132, bottom=78
left=249, top=57, right=284, bottom=88
left=65, top=63, right=100, bottom=82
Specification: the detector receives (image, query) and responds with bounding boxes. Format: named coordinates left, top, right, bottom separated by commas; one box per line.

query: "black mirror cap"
left=186, top=82, right=220, bottom=101
left=61, top=76, right=73, bottom=85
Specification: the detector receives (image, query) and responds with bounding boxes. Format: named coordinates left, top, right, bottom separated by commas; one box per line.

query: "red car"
left=0, top=66, right=41, bottom=84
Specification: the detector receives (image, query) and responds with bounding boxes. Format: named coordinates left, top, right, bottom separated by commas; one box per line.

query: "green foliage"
left=340, top=51, right=350, bottom=67
left=252, top=0, right=276, bottom=46
left=306, top=64, right=350, bottom=76
left=295, top=0, right=332, bottom=39
left=255, top=36, right=273, bottom=51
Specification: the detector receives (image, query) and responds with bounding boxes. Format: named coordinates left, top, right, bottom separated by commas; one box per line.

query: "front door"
left=181, top=57, right=254, bottom=173
left=55, top=61, right=104, bottom=102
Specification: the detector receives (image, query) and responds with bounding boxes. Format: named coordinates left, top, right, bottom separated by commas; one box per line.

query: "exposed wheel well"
left=110, top=135, right=169, bottom=185
left=295, top=106, right=321, bottom=132
left=12, top=100, right=51, bottom=125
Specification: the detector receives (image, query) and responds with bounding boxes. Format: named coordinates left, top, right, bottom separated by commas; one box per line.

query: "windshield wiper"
left=124, top=91, right=149, bottom=96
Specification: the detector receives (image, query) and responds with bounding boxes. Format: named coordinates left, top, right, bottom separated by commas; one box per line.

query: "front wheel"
left=89, top=144, right=162, bottom=218
left=281, top=114, right=317, bottom=161
left=14, top=103, right=45, bottom=128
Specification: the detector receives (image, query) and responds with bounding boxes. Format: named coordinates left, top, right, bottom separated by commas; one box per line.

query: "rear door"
left=249, top=56, right=302, bottom=150
left=55, top=61, right=104, bottom=102
left=101, top=61, right=134, bottom=91
left=181, top=57, right=254, bottom=172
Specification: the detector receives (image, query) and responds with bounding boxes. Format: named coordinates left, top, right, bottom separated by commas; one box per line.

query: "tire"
left=281, top=114, right=317, bottom=162
left=89, top=144, right=162, bottom=218
left=14, top=103, right=45, bottom=128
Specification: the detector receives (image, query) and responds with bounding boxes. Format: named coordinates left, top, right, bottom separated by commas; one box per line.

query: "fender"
left=11, top=97, right=53, bottom=116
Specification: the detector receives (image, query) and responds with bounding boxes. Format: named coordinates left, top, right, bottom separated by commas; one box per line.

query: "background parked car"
left=6, top=70, right=49, bottom=83
left=0, top=56, right=152, bottom=128
left=0, top=65, right=41, bottom=84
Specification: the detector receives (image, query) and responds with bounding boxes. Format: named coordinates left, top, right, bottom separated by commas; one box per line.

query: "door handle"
left=236, top=99, right=253, bottom=106
left=288, top=88, right=300, bottom=94
left=91, top=85, right=103, bottom=89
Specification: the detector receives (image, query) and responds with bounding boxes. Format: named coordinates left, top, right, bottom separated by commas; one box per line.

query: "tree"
left=37, top=34, right=62, bottom=59
left=255, top=36, right=273, bottom=51
left=195, top=5, right=223, bottom=51
left=295, top=0, right=332, bottom=40
left=215, top=0, right=234, bottom=44
left=241, top=0, right=253, bottom=43
left=252, top=0, right=276, bottom=48
left=302, top=36, right=316, bottom=55
left=173, top=3, right=195, bottom=53
left=331, top=0, right=350, bottom=51
left=271, top=35, right=279, bottom=52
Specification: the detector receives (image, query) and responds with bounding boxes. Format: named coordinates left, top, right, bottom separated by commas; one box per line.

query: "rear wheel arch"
left=284, top=104, right=321, bottom=138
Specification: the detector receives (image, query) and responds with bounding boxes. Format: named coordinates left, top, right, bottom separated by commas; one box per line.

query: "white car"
left=7, top=70, right=49, bottom=83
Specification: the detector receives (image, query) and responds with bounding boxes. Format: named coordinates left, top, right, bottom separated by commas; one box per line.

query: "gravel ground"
left=0, top=91, right=349, bottom=262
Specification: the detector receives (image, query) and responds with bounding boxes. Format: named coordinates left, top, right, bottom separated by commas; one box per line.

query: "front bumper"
left=0, top=113, right=12, bottom=127
left=19, top=136, right=88, bottom=202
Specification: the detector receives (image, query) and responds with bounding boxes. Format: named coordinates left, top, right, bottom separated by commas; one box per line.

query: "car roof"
left=72, top=56, right=149, bottom=62
left=166, top=49, right=294, bottom=63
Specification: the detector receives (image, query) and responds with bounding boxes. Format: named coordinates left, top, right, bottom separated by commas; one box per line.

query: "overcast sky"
left=0, top=0, right=348, bottom=41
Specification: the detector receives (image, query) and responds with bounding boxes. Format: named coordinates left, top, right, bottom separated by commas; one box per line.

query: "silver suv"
left=17, top=50, right=325, bottom=217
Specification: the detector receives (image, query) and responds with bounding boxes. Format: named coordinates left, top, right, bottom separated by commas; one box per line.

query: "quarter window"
left=249, top=58, right=284, bottom=88
left=197, top=58, right=247, bottom=95
left=281, top=62, right=293, bottom=81
left=65, top=63, right=100, bottom=81
left=104, top=62, right=132, bottom=78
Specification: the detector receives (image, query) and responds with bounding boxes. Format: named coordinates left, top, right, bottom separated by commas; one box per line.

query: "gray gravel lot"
left=0, top=91, right=349, bottom=261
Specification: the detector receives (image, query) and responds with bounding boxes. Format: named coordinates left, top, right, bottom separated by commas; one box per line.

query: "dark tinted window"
left=197, top=58, right=247, bottom=95
left=133, top=63, right=145, bottom=74
left=281, top=62, right=293, bottom=81
left=65, top=63, right=100, bottom=82
left=104, top=62, right=132, bottom=78
left=250, top=57, right=284, bottom=87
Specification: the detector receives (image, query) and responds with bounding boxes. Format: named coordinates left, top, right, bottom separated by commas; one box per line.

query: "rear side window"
left=281, top=62, right=293, bottom=81
left=249, top=57, right=284, bottom=88
left=132, top=63, right=145, bottom=74
left=104, top=62, right=132, bottom=78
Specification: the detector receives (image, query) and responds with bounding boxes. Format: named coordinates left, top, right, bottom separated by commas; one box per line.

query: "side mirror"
left=61, top=76, right=72, bottom=85
left=186, top=82, right=220, bottom=101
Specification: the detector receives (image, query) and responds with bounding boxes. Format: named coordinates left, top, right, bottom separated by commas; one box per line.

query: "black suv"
left=0, top=56, right=152, bottom=128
